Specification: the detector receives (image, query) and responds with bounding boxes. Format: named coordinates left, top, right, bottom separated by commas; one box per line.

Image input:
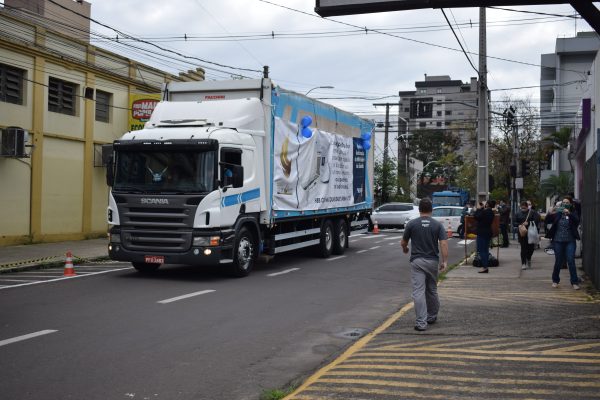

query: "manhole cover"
left=335, top=328, right=369, bottom=340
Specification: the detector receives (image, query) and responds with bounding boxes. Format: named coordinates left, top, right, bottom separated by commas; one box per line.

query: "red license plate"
left=144, top=255, right=164, bottom=264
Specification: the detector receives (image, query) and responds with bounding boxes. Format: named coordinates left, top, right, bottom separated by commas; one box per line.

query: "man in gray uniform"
left=401, top=198, right=449, bottom=331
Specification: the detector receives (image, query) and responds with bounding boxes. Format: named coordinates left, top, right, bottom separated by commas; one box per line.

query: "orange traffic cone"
left=447, top=221, right=453, bottom=238
left=63, top=251, right=76, bottom=277
left=373, top=221, right=380, bottom=234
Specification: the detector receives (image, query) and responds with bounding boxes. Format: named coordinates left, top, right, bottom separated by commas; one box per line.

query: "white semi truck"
left=106, top=78, right=374, bottom=276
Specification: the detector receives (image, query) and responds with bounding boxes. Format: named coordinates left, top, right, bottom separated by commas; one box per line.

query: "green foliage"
left=410, top=129, right=461, bottom=165
left=374, top=158, right=398, bottom=204
left=541, top=172, right=574, bottom=199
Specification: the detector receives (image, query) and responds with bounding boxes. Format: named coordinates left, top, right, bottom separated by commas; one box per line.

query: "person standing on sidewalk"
left=515, top=200, right=540, bottom=270
left=401, top=198, right=448, bottom=332
left=498, top=200, right=510, bottom=248
left=474, top=200, right=495, bottom=274
left=545, top=196, right=581, bottom=290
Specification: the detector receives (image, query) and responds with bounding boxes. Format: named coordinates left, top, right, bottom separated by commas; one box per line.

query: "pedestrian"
left=458, top=200, right=475, bottom=239
left=545, top=196, right=581, bottom=290
left=498, top=199, right=510, bottom=248
left=401, top=198, right=449, bottom=331
left=515, top=200, right=540, bottom=269
left=473, top=199, right=495, bottom=274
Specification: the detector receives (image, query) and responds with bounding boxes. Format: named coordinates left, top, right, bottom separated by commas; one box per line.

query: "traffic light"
left=509, top=165, right=517, bottom=178
left=521, top=160, right=531, bottom=177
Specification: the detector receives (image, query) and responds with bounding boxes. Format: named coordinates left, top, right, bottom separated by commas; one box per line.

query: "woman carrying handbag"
left=515, top=201, right=540, bottom=270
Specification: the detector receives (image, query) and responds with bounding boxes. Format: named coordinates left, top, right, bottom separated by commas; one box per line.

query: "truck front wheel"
left=332, top=219, right=348, bottom=255
left=230, top=227, right=256, bottom=277
left=131, top=262, right=160, bottom=273
left=319, top=220, right=334, bottom=258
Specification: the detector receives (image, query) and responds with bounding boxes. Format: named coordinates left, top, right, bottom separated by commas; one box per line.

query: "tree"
left=543, top=127, right=574, bottom=173
left=541, top=172, right=574, bottom=199
left=374, top=158, right=397, bottom=205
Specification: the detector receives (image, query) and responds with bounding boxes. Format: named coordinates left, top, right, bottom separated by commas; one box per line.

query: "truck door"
left=220, top=147, right=244, bottom=227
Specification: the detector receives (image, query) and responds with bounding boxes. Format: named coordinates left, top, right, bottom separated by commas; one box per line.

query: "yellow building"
left=0, top=0, right=204, bottom=245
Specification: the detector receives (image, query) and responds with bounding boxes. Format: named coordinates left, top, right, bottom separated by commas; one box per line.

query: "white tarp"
left=273, top=117, right=358, bottom=210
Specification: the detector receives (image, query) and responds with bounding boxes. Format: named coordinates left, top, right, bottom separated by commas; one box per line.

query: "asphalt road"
left=0, top=231, right=474, bottom=400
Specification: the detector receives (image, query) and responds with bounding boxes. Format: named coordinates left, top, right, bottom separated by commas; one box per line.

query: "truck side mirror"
left=106, top=155, right=114, bottom=187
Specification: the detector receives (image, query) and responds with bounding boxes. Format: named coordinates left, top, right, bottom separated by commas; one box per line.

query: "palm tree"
left=541, top=172, right=574, bottom=199
left=543, top=127, right=573, bottom=173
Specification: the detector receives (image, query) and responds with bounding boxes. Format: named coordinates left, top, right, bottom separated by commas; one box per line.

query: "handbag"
left=518, top=209, right=531, bottom=238
left=527, top=222, right=539, bottom=245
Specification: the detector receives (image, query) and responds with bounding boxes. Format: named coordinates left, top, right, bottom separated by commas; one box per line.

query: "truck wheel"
left=319, top=220, right=334, bottom=258
left=230, top=227, right=256, bottom=277
left=332, top=219, right=348, bottom=255
left=131, top=262, right=160, bottom=273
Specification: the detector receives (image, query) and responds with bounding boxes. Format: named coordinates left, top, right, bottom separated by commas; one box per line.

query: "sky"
left=79, top=0, right=593, bottom=116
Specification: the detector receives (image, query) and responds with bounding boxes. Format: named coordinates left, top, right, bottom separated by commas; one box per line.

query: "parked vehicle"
left=371, top=202, right=419, bottom=228
left=405, top=205, right=462, bottom=237
left=105, top=78, right=374, bottom=276
left=431, top=188, right=470, bottom=208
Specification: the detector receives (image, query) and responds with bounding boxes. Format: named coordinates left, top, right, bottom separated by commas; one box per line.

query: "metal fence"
left=581, top=151, right=599, bottom=289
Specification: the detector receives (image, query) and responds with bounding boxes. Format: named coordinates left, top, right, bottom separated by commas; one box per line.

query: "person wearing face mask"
left=545, top=196, right=581, bottom=290
left=515, top=200, right=540, bottom=270
left=473, top=199, right=496, bottom=274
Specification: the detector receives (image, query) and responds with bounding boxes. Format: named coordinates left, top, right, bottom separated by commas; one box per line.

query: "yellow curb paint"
left=543, top=342, right=600, bottom=353
left=359, top=346, right=600, bottom=357
left=283, top=301, right=414, bottom=400
left=303, top=385, right=458, bottom=399
left=342, top=357, right=472, bottom=366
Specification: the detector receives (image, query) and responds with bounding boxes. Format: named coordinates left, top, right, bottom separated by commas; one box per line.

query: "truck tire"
left=332, top=218, right=348, bottom=255
left=230, top=227, right=256, bottom=277
left=319, top=219, right=334, bottom=258
left=131, top=262, right=160, bottom=273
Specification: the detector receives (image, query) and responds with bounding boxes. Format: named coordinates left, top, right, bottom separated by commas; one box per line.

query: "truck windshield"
left=433, top=196, right=460, bottom=206
left=113, top=150, right=216, bottom=193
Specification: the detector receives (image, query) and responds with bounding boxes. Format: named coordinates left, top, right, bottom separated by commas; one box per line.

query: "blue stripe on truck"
left=221, top=188, right=260, bottom=208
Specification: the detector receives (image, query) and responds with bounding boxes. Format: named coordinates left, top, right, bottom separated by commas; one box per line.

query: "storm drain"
left=335, top=328, right=369, bottom=340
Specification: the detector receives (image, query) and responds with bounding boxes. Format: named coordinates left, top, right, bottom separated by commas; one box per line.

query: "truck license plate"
left=144, top=255, right=164, bottom=264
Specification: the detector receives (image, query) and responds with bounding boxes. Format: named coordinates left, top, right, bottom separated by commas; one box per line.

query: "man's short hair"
left=419, top=198, right=433, bottom=213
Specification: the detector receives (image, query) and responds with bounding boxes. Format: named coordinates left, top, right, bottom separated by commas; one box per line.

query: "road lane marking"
left=157, top=290, right=216, bottom=304
left=357, top=249, right=368, bottom=254
left=369, top=246, right=381, bottom=250
left=267, top=268, right=300, bottom=277
left=0, top=267, right=133, bottom=290
left=327, top=256, right=346, bottom=262
left=0, top=278, right=41, bottom=282
left=456, top=240, right=474, bottom=245
left=0, top=330, right=58, bottom=347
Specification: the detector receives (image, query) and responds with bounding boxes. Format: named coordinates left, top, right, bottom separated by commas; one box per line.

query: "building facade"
left=0, top=0, right=204, bottom=246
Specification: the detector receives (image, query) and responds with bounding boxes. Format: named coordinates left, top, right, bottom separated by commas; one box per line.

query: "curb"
left=0, top=255, right=111, bottom=274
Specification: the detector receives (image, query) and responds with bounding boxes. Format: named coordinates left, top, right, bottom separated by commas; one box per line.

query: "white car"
left=371, top=203, right=419, bottom=229
left=405, top=206, right=464, bottom=237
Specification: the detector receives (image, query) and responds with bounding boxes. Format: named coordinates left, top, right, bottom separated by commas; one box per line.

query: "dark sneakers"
left=414, top=326, right=427, bottom=331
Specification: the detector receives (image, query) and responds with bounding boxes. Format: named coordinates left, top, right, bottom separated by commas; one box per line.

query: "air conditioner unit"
left=0, top=127, right=29, bottom=158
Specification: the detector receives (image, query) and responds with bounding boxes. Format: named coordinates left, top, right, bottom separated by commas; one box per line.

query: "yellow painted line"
left=474, top=339, right=545, bottom=350
left=369, top=336, right=463, bottom=349
left=354, top=351, right=600, bottom=364
left=313, top=378, right=588, bottom=396
left=283, top=302, right=414, bottom=400
left=373, top=337, right=510, bottom=351
left=301, top=385, right=459, bottom=399
left=323, top=370, right=600, bottom=388
left=333, top=363, right=600, bottom=379
left=342, top=357, right=472, bottom=366
left=362, top=344, right=600, bottom=357
left=543, top=342, right=600, bottom=354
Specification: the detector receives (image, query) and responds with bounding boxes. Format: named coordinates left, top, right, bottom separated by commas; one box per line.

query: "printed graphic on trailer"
left=273, top=117, right=361, bottom=210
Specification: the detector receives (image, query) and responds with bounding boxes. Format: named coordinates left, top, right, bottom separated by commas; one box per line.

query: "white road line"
left=388, top=242, right=396, bottom=246
left=456, top=240, right=474, bottom=245
left=0, top=267, right=132, bottom=290
left=157, top=290, right=216, bottom=304
left=357, top=249, right=368, bottom=253
left=363, top=235, right=387, bottom=239
left=382, top=236, right=400, bottom=241
left=327, top=256, right=347, bottom=262
left=267, top=268, right=300, bottom=277
left=369, top=246, right=381, bottom=250
left=0, top=279, right=39, bottom=283
left=0, top=330, right=58, bottom=347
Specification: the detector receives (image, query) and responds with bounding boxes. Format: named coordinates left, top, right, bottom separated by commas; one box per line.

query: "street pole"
left=383, top=104, right=390, bottom=203
left=477, top=7, right=489, bottom=204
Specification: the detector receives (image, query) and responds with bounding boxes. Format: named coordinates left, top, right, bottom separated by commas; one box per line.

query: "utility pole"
left=476, top=7, right=489, bottom=204
left=383, top=104, right=390, bottom=204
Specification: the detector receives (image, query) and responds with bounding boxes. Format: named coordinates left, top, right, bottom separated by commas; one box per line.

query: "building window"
left=436, top=88, right=442, bottom=94
left=437, top=111, right=442, bottom=117
left=436, top=121, right=442, bottom=127
left=404, top=107, right=409, bottom=112
left=95, top=90, right=111, bottom=122
left=419, top=122, right=426, bottom=128
left=445, top=121, right=452, bottom=126
left=445, top=110, right=452, bottom=116
left=48, top=77, right=77, bottom=116
left=0, top=63, right=25, bottom=105
left=419, top=89, right=426, bottom=94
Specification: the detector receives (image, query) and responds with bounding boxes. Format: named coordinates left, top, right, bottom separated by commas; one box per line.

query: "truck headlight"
left=110, top=233, right=121, bottom=243
left=193, top=236, right=220, bottom=246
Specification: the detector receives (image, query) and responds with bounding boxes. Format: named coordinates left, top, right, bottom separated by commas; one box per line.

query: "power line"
left=441, top=8, right=478, bottom=74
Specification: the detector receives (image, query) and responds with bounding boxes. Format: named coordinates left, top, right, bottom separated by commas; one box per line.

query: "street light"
left=305, top=85, right=334, bottom=96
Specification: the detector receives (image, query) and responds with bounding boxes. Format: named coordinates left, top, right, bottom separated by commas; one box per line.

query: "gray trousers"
left=411, top=257, right=440, bottom=329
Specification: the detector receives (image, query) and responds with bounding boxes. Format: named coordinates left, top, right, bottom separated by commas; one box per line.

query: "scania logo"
left=141, top=198, right=169, bottom=205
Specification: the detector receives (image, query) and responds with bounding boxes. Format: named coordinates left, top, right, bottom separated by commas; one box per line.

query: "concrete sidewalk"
left=0, top=238, right=108, bottom=272
left=285, top=240, right=600, bottom=399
